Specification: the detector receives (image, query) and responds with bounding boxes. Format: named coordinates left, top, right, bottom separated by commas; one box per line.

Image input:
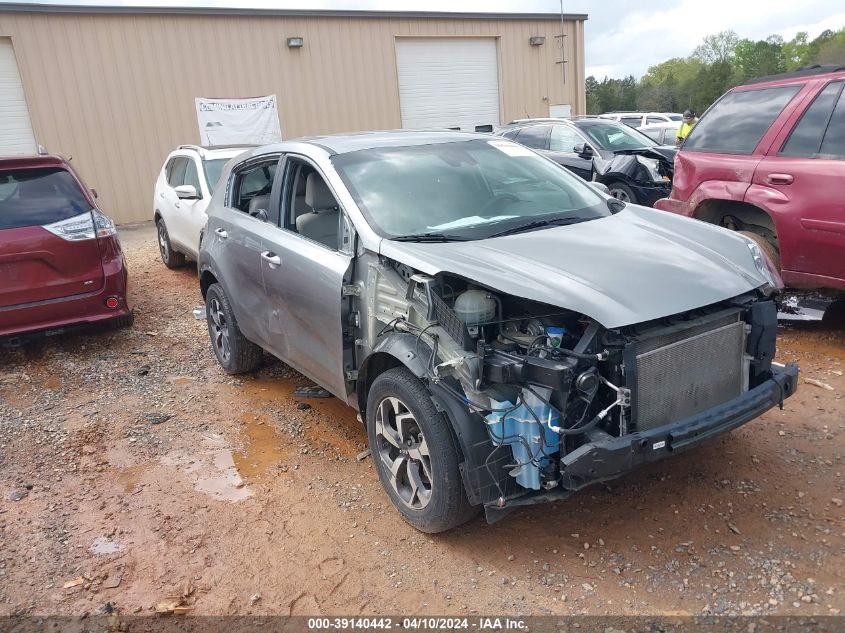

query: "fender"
left=357, top=333, right=509, bottom=507
left=688, top=179, right=751, bottom=213
left=742, top=183, right=799, bottom=270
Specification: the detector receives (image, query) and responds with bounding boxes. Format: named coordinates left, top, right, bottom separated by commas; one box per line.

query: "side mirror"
left=574, top=144, right=594, bottom=159
left=250, top=208, right=269, bottom=222
left=175, top=184, right=199, bottom=200
left=606, top=198, right=626, bottom=214
left=588, top=182, right=610, bottom=195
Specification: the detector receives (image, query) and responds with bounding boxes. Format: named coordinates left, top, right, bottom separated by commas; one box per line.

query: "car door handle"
left=215, top=228, right=228, bottom=239
left=261, top=251, right=281, bottom=267
left=159, top=192, right=165, bottom=198
left=766, top=173, right=793, bottom=185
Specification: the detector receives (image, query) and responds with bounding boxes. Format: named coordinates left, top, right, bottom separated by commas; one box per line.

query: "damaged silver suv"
left=198, top=131, right=799, bottom=533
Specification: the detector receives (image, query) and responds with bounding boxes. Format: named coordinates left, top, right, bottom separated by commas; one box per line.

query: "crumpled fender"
left=598, top=153, right=645, bottom=181
left=357, top=332, right=506, bottom=507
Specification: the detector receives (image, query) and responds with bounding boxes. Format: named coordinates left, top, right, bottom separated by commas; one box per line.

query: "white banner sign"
left=195, top=95, right=282, bottom=146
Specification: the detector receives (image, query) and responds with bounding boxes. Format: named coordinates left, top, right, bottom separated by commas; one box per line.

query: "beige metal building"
left=0, top=5, right=587, bottom=224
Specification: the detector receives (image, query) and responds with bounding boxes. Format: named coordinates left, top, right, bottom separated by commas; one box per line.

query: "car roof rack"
left=508, top=117, right=570, bottom=123
left=745, top=64, right=845, bottom=85
left=177, top=143, right=257, bottom=152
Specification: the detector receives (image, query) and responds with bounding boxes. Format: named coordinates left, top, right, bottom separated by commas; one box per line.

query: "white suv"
left=153, top=144, right=253, bottom=268
left=599, top=112, right=682, bottom=129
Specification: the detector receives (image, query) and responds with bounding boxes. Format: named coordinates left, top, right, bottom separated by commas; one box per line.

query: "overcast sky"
left=39, top=0, right=845, bottom=78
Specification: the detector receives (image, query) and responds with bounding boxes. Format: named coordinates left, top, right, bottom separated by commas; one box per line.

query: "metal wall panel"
left=0, top=10, right=585, bottom=224
left=0, top=37, right=36, bottom=155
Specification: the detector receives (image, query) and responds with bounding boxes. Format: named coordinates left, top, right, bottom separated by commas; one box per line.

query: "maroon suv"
left=0, top=155, right=132, bottom=341
left=656, top=66, right=845, bottom=292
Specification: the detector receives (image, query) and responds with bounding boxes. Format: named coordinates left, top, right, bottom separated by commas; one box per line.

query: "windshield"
left=577, top=121, right=659, bottom=151
left=331, top=138, right=609, bottom=240
left=640, top=127, right=665, bottom=143
left=202, top=158, right=230, bottom=191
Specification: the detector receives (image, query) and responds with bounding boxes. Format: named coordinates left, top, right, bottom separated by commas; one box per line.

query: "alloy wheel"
left=208, top=297, right=231, bottom=362
left=158, top=223, right=169, bottom=262
left=375, top=396, right=432, bottom=509
left=610, top=187, right=631, bottom=203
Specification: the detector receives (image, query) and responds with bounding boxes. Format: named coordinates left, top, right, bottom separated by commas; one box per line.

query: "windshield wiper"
left=390, top=232, right=470, bottom=243
left=488, top=216, right=589, bottom=238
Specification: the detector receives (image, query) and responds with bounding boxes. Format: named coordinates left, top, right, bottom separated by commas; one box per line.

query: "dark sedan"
left=496, top=117, right=676, bottom=207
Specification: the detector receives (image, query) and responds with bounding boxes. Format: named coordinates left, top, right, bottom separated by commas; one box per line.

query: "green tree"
left=583, top=26, right=844, bottom=117
left=783, top=32, right=810, bottom=70
left=817, top=31, right=845, bottom=64
left=693, top=30, right=739, bottom=64
left=734, top=36, right=786, bottom=81
left=585, top=76, right=601, bottom=114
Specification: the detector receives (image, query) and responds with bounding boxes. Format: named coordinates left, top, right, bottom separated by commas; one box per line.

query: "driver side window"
left=229, top=159, right=278, bottom=217
left=282, top=158, right=343, bottom=250
left=550, top=125, right=584, bottom=152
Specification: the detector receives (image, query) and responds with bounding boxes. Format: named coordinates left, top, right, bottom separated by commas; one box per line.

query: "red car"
left=656, top=65, right=845, bottom=293
left=0, top=154, right=132, bottom=342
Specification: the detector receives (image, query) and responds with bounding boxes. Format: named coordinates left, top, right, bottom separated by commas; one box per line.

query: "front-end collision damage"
left=353, top=253, right=798, bottom=524
left=596, top=148, right=675, bottom=205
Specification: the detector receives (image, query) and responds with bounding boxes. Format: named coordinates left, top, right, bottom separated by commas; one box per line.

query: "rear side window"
left=514, top=125, right=551, bottom=150
left=780, top=81, right=844, bottom=157
left=684, top=85, right=801, bottom=154
left=0, top=167, right=93, bottom=230
left=229, top=160, right=278, bottom=213
left=646, top=116, right=664, bottom=125
left=820, top=85, right=845, bottom=158
left=620, top=116, right=642, bottom=127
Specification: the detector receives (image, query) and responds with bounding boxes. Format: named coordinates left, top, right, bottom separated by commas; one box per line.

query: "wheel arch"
left=356, top=333, right=498, bottom=507
left=356, top=334, right=430, bottom=415
left=692, top=199, right=779, bottom=247
left=199, top=267, right=219, bottom=299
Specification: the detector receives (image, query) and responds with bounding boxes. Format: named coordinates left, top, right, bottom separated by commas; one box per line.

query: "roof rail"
left=745, top=64, right=845, bottom=85
left=508, top=117, right=570, bottom=124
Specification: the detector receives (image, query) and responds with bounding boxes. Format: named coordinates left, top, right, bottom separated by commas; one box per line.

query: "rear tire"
left=366, top=367, right=478, bottom=533
left=738, top=230, right=781, bottom=273
left=205, top=283, right=262, bottom=374
left=156, top=218, right=185, bottom=269
left=607, top=182, right=639, bottom=205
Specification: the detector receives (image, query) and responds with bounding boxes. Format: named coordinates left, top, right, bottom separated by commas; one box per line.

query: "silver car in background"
left=198, top=131, right=798, bottom=533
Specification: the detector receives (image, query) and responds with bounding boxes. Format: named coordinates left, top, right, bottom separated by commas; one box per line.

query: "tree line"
left=586, top=27, right=845, bottom=115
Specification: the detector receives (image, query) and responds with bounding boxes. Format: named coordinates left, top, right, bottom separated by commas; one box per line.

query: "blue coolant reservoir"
left=485, top=388, right=561, bottom=490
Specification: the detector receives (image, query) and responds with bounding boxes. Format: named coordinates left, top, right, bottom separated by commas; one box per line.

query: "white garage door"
left=0, top=38, right=36, bottom=156
left=395, top=38, right=500, bottom=132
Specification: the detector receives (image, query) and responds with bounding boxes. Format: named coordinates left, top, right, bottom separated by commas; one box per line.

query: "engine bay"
left=362, top=258, right=778, bottom=509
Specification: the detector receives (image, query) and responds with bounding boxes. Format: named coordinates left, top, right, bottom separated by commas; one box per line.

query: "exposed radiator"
left=629, top=312, right=748, bottom=431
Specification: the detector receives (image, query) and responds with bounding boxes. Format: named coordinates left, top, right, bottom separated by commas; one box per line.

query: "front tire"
left=366, top=367, right=478, bottom=533
left=607, top=182, right=638, bottom=205
left=205, top=283, right=262, bottom=374
left=156, top=218, right=185, bottom=269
